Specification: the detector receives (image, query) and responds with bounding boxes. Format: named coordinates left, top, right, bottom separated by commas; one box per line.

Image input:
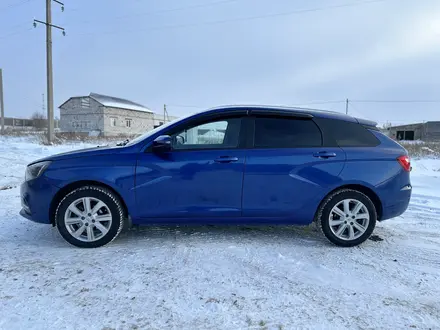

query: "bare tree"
left=31, top=112, right=46, bottom=130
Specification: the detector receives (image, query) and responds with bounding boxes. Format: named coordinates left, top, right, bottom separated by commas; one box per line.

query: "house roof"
left=59, top=93, right=153, bottom=113
left=388, top=123, right=424, bottom=129
left=89, top=93, right=152, bottom=113
left=388, top=121, right=440, bottom=129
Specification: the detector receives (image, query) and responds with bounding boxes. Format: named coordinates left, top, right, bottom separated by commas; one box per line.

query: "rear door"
left=242, top=115, right=346, bottom=223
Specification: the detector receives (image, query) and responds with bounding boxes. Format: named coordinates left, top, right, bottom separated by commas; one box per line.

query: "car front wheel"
left=317, top=189, right=377, bottom=247
left=55, top=186, right=125, bottom=248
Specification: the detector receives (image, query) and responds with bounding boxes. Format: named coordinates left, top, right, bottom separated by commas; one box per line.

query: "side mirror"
left=152, top=135, right=171, bottom=152
left=175, top=135, right=185, bottom=145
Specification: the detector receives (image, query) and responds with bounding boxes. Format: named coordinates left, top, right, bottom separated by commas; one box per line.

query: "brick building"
left=59, top=93, right=175, bottom=137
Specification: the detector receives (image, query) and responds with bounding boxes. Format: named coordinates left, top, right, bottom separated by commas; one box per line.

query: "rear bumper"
left=379, top=184, right=412, bottom=221
left=20, top=177, right=59, bottom=224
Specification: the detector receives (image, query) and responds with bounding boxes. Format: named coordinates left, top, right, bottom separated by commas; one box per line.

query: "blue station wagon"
left=20, top=106, right=412, bottom=248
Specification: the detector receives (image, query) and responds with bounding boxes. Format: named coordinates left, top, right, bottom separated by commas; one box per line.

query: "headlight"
left=25, top=161, right=52, bottom=181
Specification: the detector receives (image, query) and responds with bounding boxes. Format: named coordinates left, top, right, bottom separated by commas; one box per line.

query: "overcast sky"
left=1, top=0, right=439, bottom=125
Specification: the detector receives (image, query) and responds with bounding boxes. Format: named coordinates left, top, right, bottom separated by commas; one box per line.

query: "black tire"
left=55, top=186, right=125, bottom=248
left=316, top=189, right=377, bottom=247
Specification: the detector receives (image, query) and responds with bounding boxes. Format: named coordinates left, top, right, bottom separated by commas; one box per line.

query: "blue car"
left=20, top=106, right=411, bottom=248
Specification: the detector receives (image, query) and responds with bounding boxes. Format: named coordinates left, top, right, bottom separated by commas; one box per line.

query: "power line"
left=168, top=102, right=347, bottom=109
left=166, top=104, right=207, bottom=109
left=0, top=10, right=34, bottom=39
left=77, top=0, right=390, bottom=37
left=3, top=22, right=29, bottom=31
left=346, top=101, right=368, bottom=119
left=0, top=0, right=34, bottom=13
left=0, top=27, right=33, bottom=40
left=293, top=100, right=346, bottom=106
left=75, top=0, right=241, bottom=25
left=347, top=101, right=360, bottom=111
left=166, top=99, right=440, bottom=110
left=351, top=100, right=440, bottom=103
left=168, top=101, right=347, bottom=110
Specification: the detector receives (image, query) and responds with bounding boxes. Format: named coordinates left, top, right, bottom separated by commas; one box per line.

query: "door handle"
left=313, top=151, right=337, bottom=159
left=214, top=156, right=239, bottom=163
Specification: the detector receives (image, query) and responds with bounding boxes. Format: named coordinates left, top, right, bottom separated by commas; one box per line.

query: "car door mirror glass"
left=152, top=135, right=172, bottom=152
left=174, top=135, right=185, bottom=146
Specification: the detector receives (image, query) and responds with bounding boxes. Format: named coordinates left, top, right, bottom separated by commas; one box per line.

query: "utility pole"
left=0, top=69, right=4, bottom=134
left=46, top=0, right=54, bottom=143
left=345, top=98, right=349, bottom=115
left=42, top=93, right=45, bottom=113
left=163, top=104, right=166, bottom=123
left=34, top=0, right=65, bottom=144
left=163, top=104, right=170, bottom=123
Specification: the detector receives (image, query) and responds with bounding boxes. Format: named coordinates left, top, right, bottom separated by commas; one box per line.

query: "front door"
left=135, top=116, right=246, bottom=220
left=242, top=116, right=346, bottom=223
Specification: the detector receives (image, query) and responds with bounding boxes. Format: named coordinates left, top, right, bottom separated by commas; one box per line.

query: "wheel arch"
left=315, top=184, right=383, bottom=221
left=49, top=180, right=129, bottom=226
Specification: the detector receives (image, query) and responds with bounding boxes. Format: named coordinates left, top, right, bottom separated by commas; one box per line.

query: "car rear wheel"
left=55, top=186, right=124, bottom=248
left=317, top=189, right=377, bottom=247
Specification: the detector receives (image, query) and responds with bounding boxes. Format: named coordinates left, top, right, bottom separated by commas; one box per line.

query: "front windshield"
left=125, top=112, right=195, bottom=147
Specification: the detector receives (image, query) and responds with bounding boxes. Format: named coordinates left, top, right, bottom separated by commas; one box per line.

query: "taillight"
left=397, top=155, right=411, bottom=172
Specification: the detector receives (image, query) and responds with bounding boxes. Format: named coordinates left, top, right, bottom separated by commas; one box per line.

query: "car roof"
left=203, top=105, right=377, bottom=127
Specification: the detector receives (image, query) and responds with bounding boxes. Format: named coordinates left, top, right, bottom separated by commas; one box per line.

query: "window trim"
left=145, top=114, right=247, bottom=152
left=249, top=108, right=313, bottom=119
left=250, top=115, right=324, bottom=149
left=314, top=117, right=380, bottom=148
left=125, top=118, right=132, bottom=128
left=110, top=117, right=117, bottom=127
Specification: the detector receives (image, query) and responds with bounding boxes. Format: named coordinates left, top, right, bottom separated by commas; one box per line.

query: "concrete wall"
left=3, top=117, right=59, bottom=129
left=388, top=121, right=440, bottom=141
left=388, top=123, right=423, bottom=141
left=59, top=97, right=104, bottom=134
left=422, top=121, right=440, bottom=142
left=102, top=107, right=154, bottom=136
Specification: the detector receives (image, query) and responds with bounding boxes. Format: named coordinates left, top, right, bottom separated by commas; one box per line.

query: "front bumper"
left=20, top=177, right=59, bottom=224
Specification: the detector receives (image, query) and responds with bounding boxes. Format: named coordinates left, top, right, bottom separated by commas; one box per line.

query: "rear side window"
left=314, top=118, right=379, bottom=147
left=254, top=117, right=322, bottom=148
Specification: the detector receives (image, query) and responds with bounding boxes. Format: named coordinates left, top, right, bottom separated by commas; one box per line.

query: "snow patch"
left=0, top=137, right=440, bottom=329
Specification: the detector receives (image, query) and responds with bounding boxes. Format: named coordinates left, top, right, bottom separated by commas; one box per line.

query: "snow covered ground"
left=1, top=136, right=440, bottom=330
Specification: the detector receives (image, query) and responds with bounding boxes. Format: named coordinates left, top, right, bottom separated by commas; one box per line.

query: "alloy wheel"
left=329, top=198, right=370, bottom=241
left=64, top=197, right=113, bottom=242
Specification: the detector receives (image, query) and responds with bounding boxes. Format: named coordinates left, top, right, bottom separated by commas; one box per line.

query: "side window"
left=254, top=117, right=322, bottom=148
left=171, top=117, right=242, bottom=150
left=110, top=117, right=117, bottom=127
left=314, top=118, right=380, bottom=147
